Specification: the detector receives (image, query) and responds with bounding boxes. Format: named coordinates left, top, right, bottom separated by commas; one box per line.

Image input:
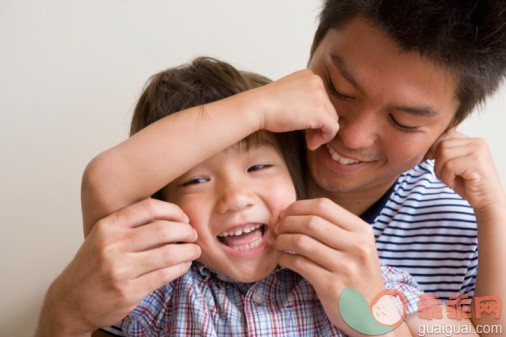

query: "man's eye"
left=388, top=115, right=420, bottom=133
left=329, top=84, right=353, bottom=100
left=182, top=177, right=208, bottom=186
left=326, top=73, right=354, bottom=100
left=247, top=164, right=271, bottom=172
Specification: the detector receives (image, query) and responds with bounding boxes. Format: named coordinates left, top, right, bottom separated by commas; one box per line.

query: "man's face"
left=306, top=17, right=459, bottom=204
left=164, top=135, right=296, bottom=283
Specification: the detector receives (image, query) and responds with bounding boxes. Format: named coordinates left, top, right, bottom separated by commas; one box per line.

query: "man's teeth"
left=326, top=145, right=359, bottom=165
left=230, top=236, right=263, bottom=251
left=217, top=224, right=262, bottom=237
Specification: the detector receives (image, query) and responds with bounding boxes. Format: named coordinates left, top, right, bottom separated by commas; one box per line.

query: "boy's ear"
left=423, top=124, right=459, bottom=161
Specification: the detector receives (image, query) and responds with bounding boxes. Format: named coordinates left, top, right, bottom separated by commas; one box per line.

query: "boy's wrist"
left=236, top=85, right=272, bottom=133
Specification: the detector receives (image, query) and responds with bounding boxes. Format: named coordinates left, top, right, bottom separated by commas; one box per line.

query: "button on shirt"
left=108, top=262, right=422, bottom=337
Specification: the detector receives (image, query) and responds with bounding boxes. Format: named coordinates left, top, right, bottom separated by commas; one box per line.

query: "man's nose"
left=216, top=187, right=255, bottom=214
left=337, top=108, right=378, bottom=149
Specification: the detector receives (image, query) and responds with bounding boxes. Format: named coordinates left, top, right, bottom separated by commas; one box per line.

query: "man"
left=274, top=1, right=506, bottom=334
left=36, top=1, right=506, bottom=336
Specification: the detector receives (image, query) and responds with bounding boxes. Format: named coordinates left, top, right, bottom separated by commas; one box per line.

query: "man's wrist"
left=35, top=278, right=92, bottom=337
left=474, top=193, right=506, bottom=225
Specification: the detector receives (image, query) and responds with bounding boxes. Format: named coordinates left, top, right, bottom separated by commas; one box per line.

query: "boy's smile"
left=217, top=223, right=267, bottom=255
left=164, top=135, right=296, bottom=283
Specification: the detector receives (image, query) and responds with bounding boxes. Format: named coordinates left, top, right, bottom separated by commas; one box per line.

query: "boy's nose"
left=216, top=188, right=255, bottom=214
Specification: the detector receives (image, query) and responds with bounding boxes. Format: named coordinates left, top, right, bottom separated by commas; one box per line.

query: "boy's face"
left=165, top=134, right=296, bottom=283
left=306, top=17, right=459, bottom=204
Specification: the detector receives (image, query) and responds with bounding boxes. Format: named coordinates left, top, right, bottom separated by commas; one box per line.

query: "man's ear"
left=423, top=124, right=459, bottom=161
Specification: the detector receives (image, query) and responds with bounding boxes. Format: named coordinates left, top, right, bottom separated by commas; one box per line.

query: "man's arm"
left=428, top=130, right=506, bottom=334
left=82, top=69, right=338, bottom=236
left=274, top=197, right=484, bottom=336
left=35, top=199, right=200, bottom=337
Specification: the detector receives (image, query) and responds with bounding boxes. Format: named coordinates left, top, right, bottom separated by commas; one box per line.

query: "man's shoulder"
left=396, top=160, right=445, bottom=190
left=393, top=160, right=472, bottom=208
left=382, top=161, right=476, bottom=226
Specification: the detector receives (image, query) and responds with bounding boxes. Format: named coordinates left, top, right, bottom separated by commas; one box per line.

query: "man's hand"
left=35, top=198, right=201, bottom=337
left=274, top=198, right=388, bottom=336
left=428, top=130, right=506, bottom=215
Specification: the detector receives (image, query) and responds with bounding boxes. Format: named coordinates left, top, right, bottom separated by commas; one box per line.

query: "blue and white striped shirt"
left=368, top=160, right=478, bottom=301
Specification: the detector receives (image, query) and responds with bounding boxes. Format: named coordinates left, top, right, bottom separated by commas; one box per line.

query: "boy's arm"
left=82, top=69, right=338, bottom=235
left=428, top=129, right=506, bottom=334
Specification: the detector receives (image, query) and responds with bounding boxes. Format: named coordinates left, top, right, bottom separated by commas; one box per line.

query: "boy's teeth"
left=326, top=145, right=359, bottom=165
left=230, top=236, right=263, bottom=251
left=218, top=224, right=265, bottom=251
left=218, top=224, right=262, bottom=237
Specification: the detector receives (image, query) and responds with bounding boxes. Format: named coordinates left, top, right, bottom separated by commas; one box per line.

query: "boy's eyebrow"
left=330, top=54, right=439, bottom=117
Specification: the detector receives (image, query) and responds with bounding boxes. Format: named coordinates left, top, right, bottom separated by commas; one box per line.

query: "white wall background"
left=0, top=1, right=504, bottom=336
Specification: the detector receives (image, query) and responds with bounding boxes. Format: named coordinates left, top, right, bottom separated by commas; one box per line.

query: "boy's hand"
left=253, top=69, right=339, bottom=150
left=427, top=130, right=506, bottom=215
left=36, top=198, right=201, bottom=336
left=274, top=198, right=386, bottom=336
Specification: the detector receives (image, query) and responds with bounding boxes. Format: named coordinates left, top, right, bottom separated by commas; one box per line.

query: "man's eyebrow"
left=330, top=55, right=365, bottom=93
left=390, top=105, right=439, bottom=117
left=331, top=54, right=439, bottom=117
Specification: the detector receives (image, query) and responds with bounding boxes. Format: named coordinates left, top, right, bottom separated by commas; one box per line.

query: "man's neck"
left=305, top=177, right=396, bottom=216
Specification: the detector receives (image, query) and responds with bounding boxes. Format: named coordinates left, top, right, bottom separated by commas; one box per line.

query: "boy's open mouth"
left=217, top=223, right=266, bottom=251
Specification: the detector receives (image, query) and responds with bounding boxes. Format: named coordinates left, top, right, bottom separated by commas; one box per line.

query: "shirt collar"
left=192, top=262, right=287, bottom=284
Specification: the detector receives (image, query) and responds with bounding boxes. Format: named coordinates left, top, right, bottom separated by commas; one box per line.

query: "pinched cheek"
left=267, top=186, right=297, bottom=211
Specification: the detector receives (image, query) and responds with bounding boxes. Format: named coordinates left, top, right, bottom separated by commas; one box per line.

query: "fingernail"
left=279, top=209, right=286, bottom=219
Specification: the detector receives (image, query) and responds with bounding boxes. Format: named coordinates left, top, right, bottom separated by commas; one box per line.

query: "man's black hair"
left=313, top=0, right=506, bottom=125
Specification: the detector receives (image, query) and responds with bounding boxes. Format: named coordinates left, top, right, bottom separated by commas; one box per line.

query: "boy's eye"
left=182, top=177, right=208, bottom=186
left=247, top=164, right=271, bottom=172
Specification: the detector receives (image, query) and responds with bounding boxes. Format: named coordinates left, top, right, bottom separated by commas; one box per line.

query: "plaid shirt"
left=103, top=261, right=421, bottom=337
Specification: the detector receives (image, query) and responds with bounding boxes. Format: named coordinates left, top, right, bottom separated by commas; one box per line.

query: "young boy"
left=85, top=57, right=423, bottom=336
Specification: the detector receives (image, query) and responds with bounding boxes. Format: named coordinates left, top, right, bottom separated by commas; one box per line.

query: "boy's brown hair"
left=131, top=57, right=305, bottom=199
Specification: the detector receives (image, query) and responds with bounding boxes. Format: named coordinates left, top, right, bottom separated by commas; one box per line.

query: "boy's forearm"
left=81, top=90, right=263, bottom=235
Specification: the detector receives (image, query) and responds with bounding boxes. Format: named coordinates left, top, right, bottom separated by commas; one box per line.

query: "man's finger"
left=276, top=215, right=353, bottom=251
left=102, top=198, right=189, bottom=230
left=134, top=261, right=193, bottom=297
left=126, top=221, right=198, bottom=252
left=134, top=243, right=201, bottom=277
left=282, top=198, right=359, bottom=232
left=275, top=232, right=344, bottom=271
